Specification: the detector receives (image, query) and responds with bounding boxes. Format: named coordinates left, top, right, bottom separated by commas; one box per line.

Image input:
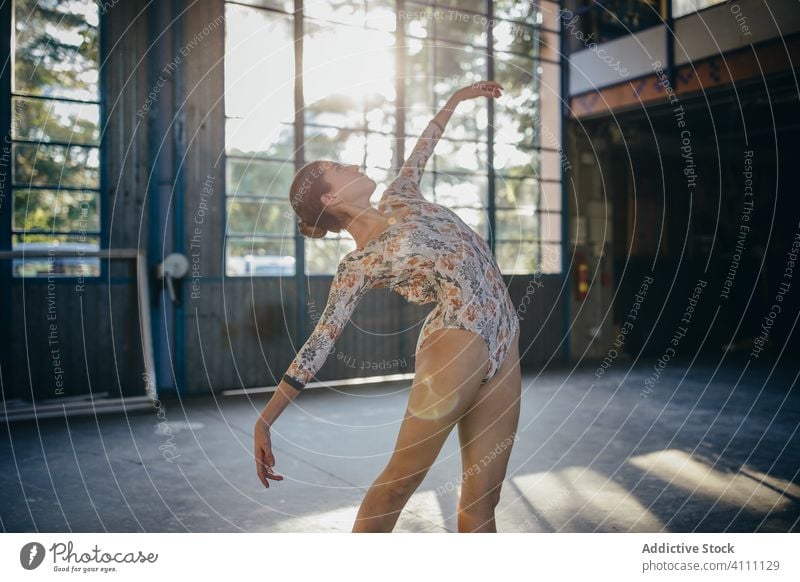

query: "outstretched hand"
left=455, top=81, right=504, bottom=102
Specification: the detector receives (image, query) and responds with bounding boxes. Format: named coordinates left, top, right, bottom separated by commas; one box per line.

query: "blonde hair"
left=289, top=160, right=345, bottom=238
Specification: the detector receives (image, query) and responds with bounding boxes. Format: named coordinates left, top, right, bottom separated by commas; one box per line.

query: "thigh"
left=457, top=326, right=521, bottom=502
left=386, top=328, right=490, bottom=480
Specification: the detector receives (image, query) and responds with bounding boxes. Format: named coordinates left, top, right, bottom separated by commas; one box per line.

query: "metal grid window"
left=223, top=0, right=563, bottom=276
left=9, top=0, right=102, bottom=278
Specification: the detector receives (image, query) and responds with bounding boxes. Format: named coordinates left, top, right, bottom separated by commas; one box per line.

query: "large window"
left=10, top=0, right=102, bottom=277
left=223, top=0, right=563, bottom=276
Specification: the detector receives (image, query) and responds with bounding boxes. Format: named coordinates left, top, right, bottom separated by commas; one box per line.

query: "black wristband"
left=282, top=373, right=305, bottom=391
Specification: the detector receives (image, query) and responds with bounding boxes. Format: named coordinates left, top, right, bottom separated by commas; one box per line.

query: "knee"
left=461, top=483, right=502, bottom=513
left=378, top=465, right=427, bottom=500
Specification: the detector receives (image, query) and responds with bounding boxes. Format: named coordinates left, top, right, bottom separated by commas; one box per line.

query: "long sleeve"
left=385, top=118, right=445, bottom=196
left=282, top=259, right=371, bottom=390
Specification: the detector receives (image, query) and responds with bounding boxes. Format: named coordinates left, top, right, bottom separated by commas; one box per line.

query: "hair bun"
left=298, top=218, right=327, bottom=239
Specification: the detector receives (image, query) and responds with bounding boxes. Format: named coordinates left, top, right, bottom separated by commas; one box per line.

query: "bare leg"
left=353, top=328, right=489, bottom=532
left=456, top=326, right=521, bottom=532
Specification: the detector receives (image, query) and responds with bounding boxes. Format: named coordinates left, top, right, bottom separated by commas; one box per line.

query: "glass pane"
left=404, top=5, right=487, bottom=46
left=540, top=241, right=562, bottom=274
left=433, top=172, right=486, bottom=208
left=12, top=234, right=100, bottom=278
left=13, top=188, right=99, bottom=232
left=541, top=180, right=561, bottom=212
left=365, top=132, right=394, bottom=170
left=226, top=119, right=294, bottom=161
left=233, top=0, right=294, bottom=11
left=540, top=211, right=561, bottom=242
left=496, top=208, right=538, bottom=239
left=12, top=97, right=100, bottom=146
left=493, top=143, right=535, bottom=177
left=226, top=237, right=296, bottom=276
left=304, top=0, right=365, bottom=26
left=13, top=144, right=99, bottom=188
left=367, top=166, right=391, bottom=202
left=366, top=0, right=396, bottom=32
left=541, top=149, right=562, bottom=181
left=495, top=177, right=539, bottom=208
left=540, top=61, right=561, bottom=148
left=433, top=45, right=486, bottom=140
left=451, top=206, right=488, bottom=239
left=224, top=4, right=294, bottom=122
left=493, top=0, right=538, bottom=26
left=226, top=159, right=295, bottom=198
left=432, top=139, right=487, bottom=173
left=673, top=0, right=726, bottom=18
left=304, top=21, right=396, bottom=129
left=403, top=2, right=435, bottom=38
left=305, top=237, right=357, bottom=274
left=493, top=20, right=536, bottom=56
left=494, top=53, right=537, bottom=147
left=226, top=200, right=291, bottom=236
left=404, top=40, right=433, bottom=129
left=305, top=128, right=366, bottom=164
left=14, top=0, right=100, bottom=100
left=496, top=240, right=538, bottom=274
left=415, top=0, right=485, bottom=11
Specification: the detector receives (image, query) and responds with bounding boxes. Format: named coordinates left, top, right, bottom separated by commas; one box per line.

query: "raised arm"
left=281, top=258, right=371, bottom=391
left=383, top=81, right=504, bottom=200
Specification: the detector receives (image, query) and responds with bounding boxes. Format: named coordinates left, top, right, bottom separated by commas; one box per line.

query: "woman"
left=254, top=81, right=522, bottom=533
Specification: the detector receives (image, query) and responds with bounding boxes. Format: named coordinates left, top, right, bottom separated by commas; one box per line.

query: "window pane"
left=433, top=45, right=486, bottom=140
left=496, top=208, right=537, bottom=239
left=305, top=127, right=366, bottom=164
left=492, top=20, right=537, bottom=56
left=304, top=21, right=395, bottom=129
left=13, top=188, right=99, bottom=233
left=13, top=97, right=100, bottom=146
left=432, top=139, right=487, bottom=173
left=13, top=144, right=99, bottom=188
left=403, top=4, right=487, bottom=46
left=365, top=132, right=394, bottom=170
left=226, top=237, right=295, bottom=276
left=493, top=143, right=536, bottom=177
left=226, top=119, right=295, bottom=161
left=495, top=177, right=538, bottom=208
left=434, top=172, right=486, bottom=208
left=404, top=40, right=433, bottom=130
left=368, top=167, right=391, bottom=202
left=451, top=206, right=488, bottom=239
left=11, top=234, right=100, bottom=278
left=540, top=242, right=562, bottom=274
left=226, top=200, right=291, bottom=236
left=494, top=53, right=537, bottom=147
left=233, top=0, right=294, bottom=11
left=540, top=181, right=561, bottom=213
left=14, top=0, right=100, bottom=100
left=226, top=159, right=295, bottom=198
left=540, top=211, right=561, bottom=242
left=496, top=241, right=537, bottom=274
left=541, top=149, right=562, bottom=181
left=224, top=4, right=294, bottom=122
left=304, top=0, right=365, bottom=26
left=366, top=0, right=396, bottom=32
left=305, top=237, right=357, bottom=274
left=492, top=0, right=539, bottom=26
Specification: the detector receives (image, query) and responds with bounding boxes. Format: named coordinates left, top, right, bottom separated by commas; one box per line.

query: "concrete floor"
left=2, top=357, right=799, bottom=533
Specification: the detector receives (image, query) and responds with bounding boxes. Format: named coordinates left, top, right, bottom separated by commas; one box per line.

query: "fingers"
left=255, top=445, right=284, bottom=489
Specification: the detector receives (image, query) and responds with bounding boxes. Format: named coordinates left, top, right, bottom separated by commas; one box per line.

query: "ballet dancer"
left=254, top=81, right=522, bottom=533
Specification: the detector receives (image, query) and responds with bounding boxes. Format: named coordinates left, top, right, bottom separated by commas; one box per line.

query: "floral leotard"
left=282, top=117, right=521, bottom=391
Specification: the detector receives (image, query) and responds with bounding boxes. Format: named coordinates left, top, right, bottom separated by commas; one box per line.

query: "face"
left=320, top=162, right=376, bottom=208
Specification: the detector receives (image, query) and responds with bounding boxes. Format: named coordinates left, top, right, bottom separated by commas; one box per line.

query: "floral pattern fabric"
left=284, top=118, right=521, bottom=390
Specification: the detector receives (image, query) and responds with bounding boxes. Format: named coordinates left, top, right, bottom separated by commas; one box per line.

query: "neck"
left=346, top=208, right=390, bottom=250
